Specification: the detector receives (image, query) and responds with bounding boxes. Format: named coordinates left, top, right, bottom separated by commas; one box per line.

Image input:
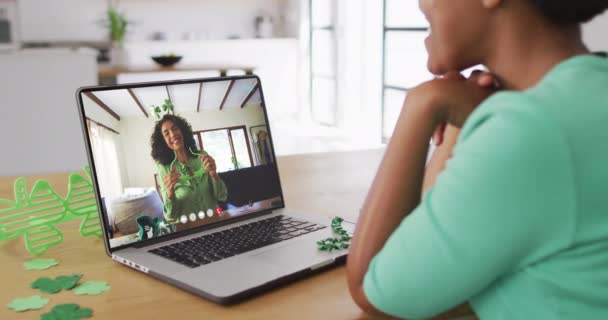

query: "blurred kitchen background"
left=1, top=0, right=607, bottom=176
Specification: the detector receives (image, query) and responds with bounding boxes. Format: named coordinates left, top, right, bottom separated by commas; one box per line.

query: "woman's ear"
left=481, top=0, right=501, bottom=9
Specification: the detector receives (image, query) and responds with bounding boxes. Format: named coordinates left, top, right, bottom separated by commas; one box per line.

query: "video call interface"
left=81, top=77, right=283, bottom=248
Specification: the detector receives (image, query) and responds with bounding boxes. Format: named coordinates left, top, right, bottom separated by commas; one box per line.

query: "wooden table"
left=98, top=63, right=256, bottom=85
left=0, top=149, right=475, bottom=320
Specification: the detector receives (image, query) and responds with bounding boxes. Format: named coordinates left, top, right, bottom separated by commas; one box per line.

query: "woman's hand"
left=431, top=70, right=498, bottom=146
left=164, top=164, right=180, bottom=200
left=412, top=70, right=496, bottom=145
left=201, top=155, right=218, bottom=179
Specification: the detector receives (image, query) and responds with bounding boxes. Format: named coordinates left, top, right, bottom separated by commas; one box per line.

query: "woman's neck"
left=482, top=8, right=589, bottom=91
left=175, top=148, right=189, bottom=163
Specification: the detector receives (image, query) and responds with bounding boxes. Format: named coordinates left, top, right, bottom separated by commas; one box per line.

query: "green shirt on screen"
left=363, top=54, right=608, bottom=319
left=157, top=154, right=228, bottom=223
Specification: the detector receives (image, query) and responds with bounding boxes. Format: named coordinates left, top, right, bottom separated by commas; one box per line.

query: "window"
left=382, top=0, right=433, bottom=141
left=194, top=126, right=254, bottom=173
left=310, top=0, right=338, bottom=125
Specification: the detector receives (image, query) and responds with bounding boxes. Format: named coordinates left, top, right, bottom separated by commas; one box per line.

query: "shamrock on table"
left=23, top=258, right=59, bottom=271
left=31, top=274, right=82, bottom=294
left=6, top=295, right=49, bottom=312
left=55, top=274, right=82, bottom=290
left=40, top=303, right=92, bottom=320
left=32, top=277, right=62, bottom=294
left=73, top=281, right=111, bottom=295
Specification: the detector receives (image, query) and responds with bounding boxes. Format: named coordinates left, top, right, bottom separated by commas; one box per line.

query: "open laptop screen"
left=78, top=76, right=284, bottom=249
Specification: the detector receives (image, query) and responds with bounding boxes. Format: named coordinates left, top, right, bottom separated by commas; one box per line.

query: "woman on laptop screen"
left=151, top=113, right=228, bottom=224
left=347, top=0, right=608, bottom=319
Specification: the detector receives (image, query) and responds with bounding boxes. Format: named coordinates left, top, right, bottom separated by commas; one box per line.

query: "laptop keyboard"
left=149, top=215, right=326, bottom=268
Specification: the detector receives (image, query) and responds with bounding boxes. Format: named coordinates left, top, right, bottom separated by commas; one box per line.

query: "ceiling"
left=89, top=78, right=262, bottom=119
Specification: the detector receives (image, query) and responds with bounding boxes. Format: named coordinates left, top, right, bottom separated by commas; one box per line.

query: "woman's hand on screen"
left=201, top=155, right=218, bottom=179
left=164, top=163, right=180, bottom=199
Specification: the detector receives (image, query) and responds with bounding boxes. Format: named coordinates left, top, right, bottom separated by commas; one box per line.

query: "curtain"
left=88, top=120, right=123, bottom=199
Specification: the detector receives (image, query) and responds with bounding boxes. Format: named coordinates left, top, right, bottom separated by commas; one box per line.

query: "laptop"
left=76, top=75, right=354, bottom=304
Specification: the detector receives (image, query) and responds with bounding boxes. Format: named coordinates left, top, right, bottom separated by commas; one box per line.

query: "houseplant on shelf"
left=107, top=4, right=129, bottom=66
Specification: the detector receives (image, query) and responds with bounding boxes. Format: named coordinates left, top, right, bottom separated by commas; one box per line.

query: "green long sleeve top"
left=156, top=154, right=228, bottom=223
left=363, top=54, right=608, bottom=319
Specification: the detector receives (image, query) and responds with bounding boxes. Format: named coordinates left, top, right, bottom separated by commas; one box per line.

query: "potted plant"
left=107, top=4, right=129, bottom=66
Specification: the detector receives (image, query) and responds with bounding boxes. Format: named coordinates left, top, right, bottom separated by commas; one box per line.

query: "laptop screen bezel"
left=75, top=75, right=287, bottom=255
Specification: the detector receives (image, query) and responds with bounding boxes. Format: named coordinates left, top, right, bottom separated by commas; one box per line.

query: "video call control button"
left=189, top=213, right=197, bottom=222
left=198, top=211, right=206, bottom=219
left=180, top=215, right=188, bottom=224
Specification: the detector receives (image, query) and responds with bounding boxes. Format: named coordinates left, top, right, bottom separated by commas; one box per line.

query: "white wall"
left=18, top=0, right=298, bottom=42
left=583, top=12, right=608, bottom=51
left=0, top=48, right=98, bottom=177
left=116, top=106, right=267, bottom=189
left=120, top=39, right=299, bottom=124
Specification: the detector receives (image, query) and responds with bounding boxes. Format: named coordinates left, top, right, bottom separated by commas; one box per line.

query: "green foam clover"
left=73, top=281, right=111, bottom=295
left=55, top=274, right=82, bottom=290
left=6, top=295, right=49, bottom=312
left=40, top=303, right=92, bottom=320
left=23, top=258, right=59, bottom=270
left=32, top=277, right=63, bottom=294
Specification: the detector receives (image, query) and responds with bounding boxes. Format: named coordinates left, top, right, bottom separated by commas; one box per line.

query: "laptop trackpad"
left=250, top=239, right=339, bottom=273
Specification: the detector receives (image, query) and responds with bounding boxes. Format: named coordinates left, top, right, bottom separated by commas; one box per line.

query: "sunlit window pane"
left=201, top=130, right=233, bottom=173
left=231, top=128, right=252, bottom=169
left=312, top=78, right=336, bottom=125
left=312, top=30, right=335, bottom=76
left=311, top=0, right=333, bottom=28
left=385, top=31, right=434, bottom=89
left=193, top=134, right=202, bottom=151
left=385, top=0, right=429, bottom=28
left=383, top=89, right=407, bottom=139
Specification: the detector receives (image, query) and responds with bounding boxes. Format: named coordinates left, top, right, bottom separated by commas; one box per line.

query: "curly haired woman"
left=151, top=114, right=227, bottom=223
left=347, top=0, right=608, bottom=319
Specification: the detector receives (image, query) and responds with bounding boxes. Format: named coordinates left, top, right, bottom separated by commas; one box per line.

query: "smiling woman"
left=150, top=114, right=228, bottom=224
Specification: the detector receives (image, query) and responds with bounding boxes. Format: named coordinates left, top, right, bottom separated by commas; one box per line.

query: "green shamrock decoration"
left=0, top=178, right=66, bottom=255
left=23, top=258, right=59, bottom=270
left=317, top=216, right=351, bottom=252
left=32, top=277, right=63, bottom=294
left=73, top=281, right=111, bottom=295
left=65, top=166, right=102, bottom=237
left=6, top=295, right=49, bottom=312
left=31, top=274, right=83, bottom=294
left=0, top=166, right=102, bottom=256
left=151, top=99, right=175, bottom=119
left=40, top=303, right=93, bottom=320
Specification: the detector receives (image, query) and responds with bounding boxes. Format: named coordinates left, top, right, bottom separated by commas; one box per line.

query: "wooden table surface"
left=0, top=150, right=383, bottom=320
left=0, top=149, right=476, bottom=320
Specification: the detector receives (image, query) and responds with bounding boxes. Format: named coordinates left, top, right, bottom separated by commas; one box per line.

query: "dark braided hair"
left=530, top=0, right=608, bottom=24
left=150, top=114, right=199, bottom=165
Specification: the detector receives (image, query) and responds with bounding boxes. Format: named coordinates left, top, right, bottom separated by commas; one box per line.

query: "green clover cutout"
left=55, top=274, right=82, bottom=290
left=6, top=295, right=49, bottom=312
left=31, top=274, right=83, bottom=294
left=40, top=303, right=92, bottom=320
left=23, top=258, right=59, bottom=270
left=73, top=281, right=111, bottom=295
left=32, top=277, right=62, bottom=294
